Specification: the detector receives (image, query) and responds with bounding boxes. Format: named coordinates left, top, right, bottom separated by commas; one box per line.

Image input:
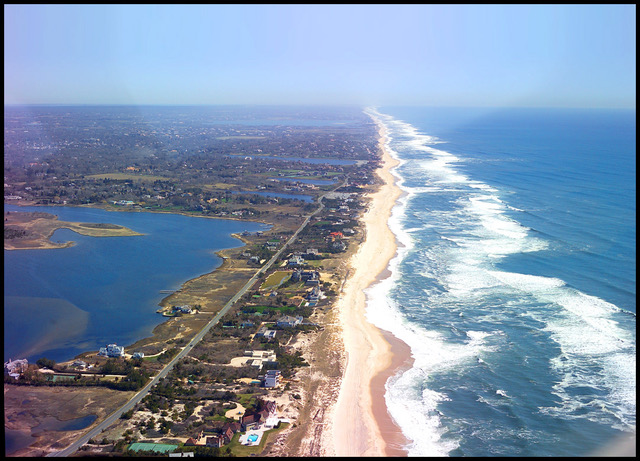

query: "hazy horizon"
left=4, top=4, right=636, bottom=109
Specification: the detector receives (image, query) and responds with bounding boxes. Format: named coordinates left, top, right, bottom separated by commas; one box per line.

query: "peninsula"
left=4, top=210, right=143, bottom=250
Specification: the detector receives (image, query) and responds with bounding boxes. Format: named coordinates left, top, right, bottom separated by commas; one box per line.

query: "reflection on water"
left=4, top=296, right=89, bottom=362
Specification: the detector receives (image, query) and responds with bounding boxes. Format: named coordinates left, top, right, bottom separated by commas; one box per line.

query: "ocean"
left=365, top=106, right=635, bottom=456
left=4, top=205, right=269, bottom=364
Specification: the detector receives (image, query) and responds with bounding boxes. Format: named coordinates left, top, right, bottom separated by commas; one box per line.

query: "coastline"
left=329, top=116, right=413, bottom=456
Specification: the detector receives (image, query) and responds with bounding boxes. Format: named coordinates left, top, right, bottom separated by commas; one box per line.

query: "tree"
left=36, top=357, right=56, bottom=369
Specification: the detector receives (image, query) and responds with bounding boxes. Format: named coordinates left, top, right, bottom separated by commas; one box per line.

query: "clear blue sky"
left=3, top=4, right=636, bottom=108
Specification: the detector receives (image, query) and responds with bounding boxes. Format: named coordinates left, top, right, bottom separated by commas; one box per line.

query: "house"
left=184, top=438, right=198, bottom=447
left=263, top=400, right=277, bottom=418
left=301, top=270, right=320, bottom=285
left=205, top=435, right=223, bottom=448
left=173, top=305, right=192, bottom=314
left=288, top=255, right=304, bottom=267
left=331, top=241, right=346, bottom=252
left=72, top=360, right=87, bottom=369
left=307, top=286, right=321, bottom=302
left=221, top=421, right=241, bottom=444
left=4, top=358, right=28, bottom=379
left=132, top=352, right=145, bottom=359
left=264, top=370, right=282, bottom=388
left=98, top=344, right=125, bottom=358
left=305, top=248, right=319, bottom=256
left=262, top=330, right=277, bottom=340
left=276, top=315, right=303, bottom=328
left=240, top=412, right=263, bottom=432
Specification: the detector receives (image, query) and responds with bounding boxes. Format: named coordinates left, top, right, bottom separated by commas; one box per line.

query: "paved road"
left=48, top=183, right=341, bottom=457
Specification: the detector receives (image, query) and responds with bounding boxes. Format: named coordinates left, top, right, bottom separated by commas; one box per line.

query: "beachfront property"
left=276, top=315, right=303, bottom=328
left=240, top=400, right=277, bottom=432
left=306, top=286, right=322, bottom=303
left=331, top=240, right=346, bottom=252
left=4, top=358, right=28, bottom=379
left=98, top=343, right=125, bottom=358
left=264, top=369, right=282, bottom=388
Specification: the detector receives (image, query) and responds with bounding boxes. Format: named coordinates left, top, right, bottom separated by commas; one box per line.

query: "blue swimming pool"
left=247, top=434, right=259, bottom=443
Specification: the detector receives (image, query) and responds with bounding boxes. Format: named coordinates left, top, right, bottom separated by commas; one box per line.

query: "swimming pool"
left=247, top=434, right=259, bottom=443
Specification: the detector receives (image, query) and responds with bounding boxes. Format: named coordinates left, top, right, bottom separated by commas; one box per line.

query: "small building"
left=132, top=352, right=145, bottom=359
left=263, top=330, right=277, bottom=340
left=331, top=241, right=346, bottom=252
left=71, top=360, right=87, bottom=369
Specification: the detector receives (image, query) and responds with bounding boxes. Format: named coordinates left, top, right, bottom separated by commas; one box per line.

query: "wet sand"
left=329, top=117, right=413, bottom=456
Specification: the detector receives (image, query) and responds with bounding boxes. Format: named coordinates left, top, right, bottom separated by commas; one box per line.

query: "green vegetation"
left=260, top=271, right=291, bottom=289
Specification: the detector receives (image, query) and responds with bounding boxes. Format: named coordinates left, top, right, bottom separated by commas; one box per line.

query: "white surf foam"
left=364, top=108, right=636, bottom=453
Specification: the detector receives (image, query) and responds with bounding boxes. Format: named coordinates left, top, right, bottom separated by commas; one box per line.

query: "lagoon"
left=3, top=204, right=269, bottom=364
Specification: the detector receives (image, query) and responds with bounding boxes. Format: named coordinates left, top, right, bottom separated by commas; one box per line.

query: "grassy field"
left=260, top=271, right=291, bottom=290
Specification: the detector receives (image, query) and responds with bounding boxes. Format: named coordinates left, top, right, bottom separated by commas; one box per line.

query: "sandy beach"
left=329, top=118, right=413, bottom=456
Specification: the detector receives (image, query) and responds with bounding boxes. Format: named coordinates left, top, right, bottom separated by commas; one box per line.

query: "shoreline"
left=329, top=115, right=413, bottom=456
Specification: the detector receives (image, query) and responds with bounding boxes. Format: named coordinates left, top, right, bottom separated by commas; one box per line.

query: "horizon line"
left=3, top=103, right=636, bottom=111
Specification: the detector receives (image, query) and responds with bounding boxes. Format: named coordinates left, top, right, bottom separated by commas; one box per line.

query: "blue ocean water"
left=365, top=107, right=635, bottom=456
left=4, top=205, right=269, bottom=364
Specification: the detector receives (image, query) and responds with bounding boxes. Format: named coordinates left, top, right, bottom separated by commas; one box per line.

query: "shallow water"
left=4, top=205, right=269, bottom=363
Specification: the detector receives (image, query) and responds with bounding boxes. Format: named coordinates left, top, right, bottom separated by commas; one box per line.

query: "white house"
left=264, top=370, right=282, bottom=388
left=4, top=358, right=28, bottom=379
left=98, top=344, right=125, bottom=358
